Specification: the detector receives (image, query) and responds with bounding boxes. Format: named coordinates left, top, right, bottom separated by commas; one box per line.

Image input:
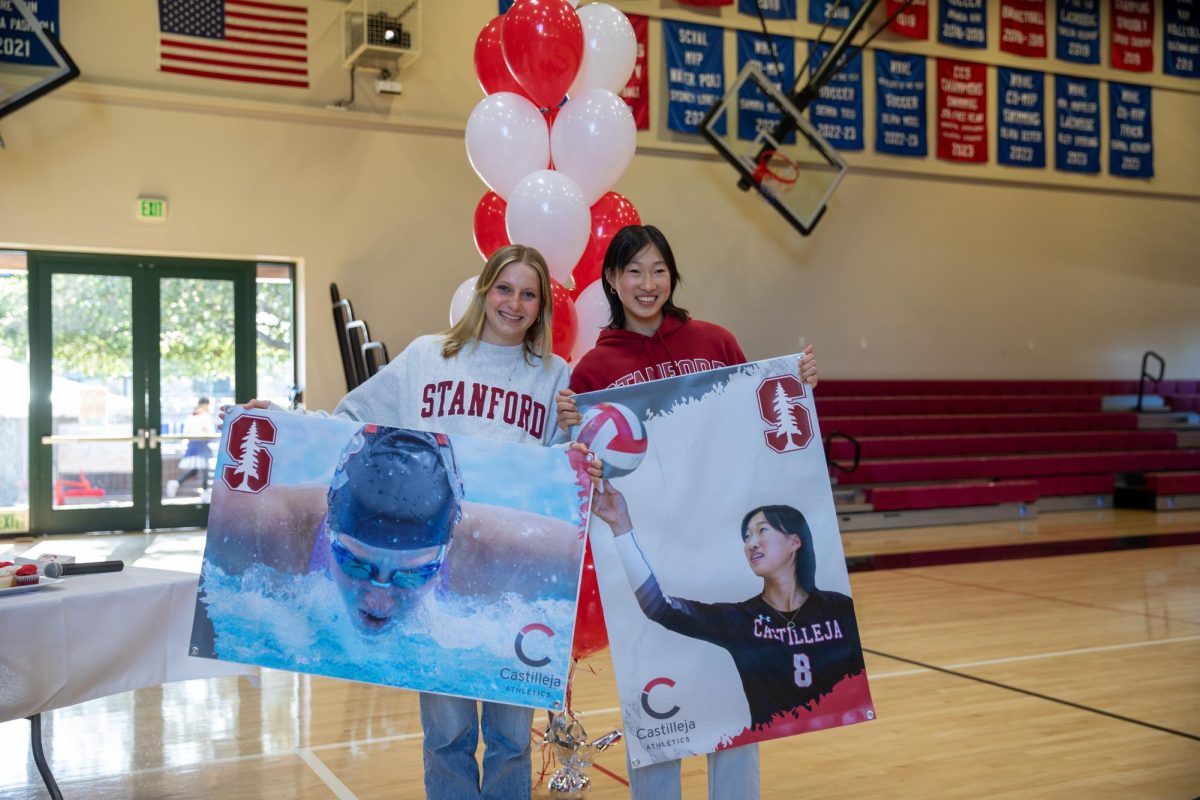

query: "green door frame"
left=27, top=251, right=258, bottom=534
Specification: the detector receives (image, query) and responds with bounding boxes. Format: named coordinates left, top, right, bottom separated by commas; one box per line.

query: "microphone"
left=44, top=560, right=124, bottom=578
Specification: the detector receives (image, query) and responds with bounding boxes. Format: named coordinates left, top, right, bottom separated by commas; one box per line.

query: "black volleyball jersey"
left=635, top=578, right=865, bottom=729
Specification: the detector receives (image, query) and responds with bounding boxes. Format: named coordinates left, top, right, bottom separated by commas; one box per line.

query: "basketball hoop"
left=751, top=149, right=799, bottom=193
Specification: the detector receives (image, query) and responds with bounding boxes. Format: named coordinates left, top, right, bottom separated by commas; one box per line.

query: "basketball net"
left=752, top=149, right=799, bottom=196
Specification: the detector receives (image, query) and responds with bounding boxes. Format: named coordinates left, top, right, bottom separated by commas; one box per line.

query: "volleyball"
left=575, top=402, right=648, bottom=478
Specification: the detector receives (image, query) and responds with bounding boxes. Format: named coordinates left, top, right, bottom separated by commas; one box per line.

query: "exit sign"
left=136, top=196, right=168, bottom=221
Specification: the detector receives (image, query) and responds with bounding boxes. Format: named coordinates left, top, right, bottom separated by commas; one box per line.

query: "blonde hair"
left=442, top=244, right=555, bottom=363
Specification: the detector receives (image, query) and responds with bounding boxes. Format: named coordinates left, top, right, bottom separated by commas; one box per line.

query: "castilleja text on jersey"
left=420, top=380, right=548, bottom=439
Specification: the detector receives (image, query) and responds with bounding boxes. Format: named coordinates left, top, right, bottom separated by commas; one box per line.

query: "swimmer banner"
left=574, top=355, right=875, bottom=767
left=190, top=409, right=591, bottom=710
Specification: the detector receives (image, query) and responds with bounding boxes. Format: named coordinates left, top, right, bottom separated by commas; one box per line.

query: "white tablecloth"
left=0, top=566, right=249, bottom=722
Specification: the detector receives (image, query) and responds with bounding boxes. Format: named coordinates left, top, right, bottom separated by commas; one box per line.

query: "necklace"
left=763, top=595, right=805, bottom=629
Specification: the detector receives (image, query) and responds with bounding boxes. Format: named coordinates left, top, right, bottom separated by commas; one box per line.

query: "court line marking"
left=894, top=567, right=1200, bottom=627
left=863, top=646, right=1200, bottom=742
left=298, top=748, right=360, bottom=800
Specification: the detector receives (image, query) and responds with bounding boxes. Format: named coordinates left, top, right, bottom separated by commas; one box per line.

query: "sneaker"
left=165, top=479, right=179, bottom=498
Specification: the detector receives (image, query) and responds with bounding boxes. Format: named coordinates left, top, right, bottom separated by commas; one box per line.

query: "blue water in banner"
left=1055, top=0, right=1100, bottom=64
left=807, top=41, right=863, bottom=151
left=0, top=0, right=59, bottom=66
left=1054, top=75, right=1099, bottom=173
left=808, top=0, right=866, bottom=27
left=939, top=0, right=987, bottom=48
left=875, top=50, right=927, bottom=157
left=737, top=30, right=796, bottom=142
left=997, top=67, right=1045, bottom=168
left=740, top=0, right=797, bottom=20
left=664, top=19, right=726, bottom=135
left=1108, top=82, right=1153, bottom=178
left=1164, top=0, right=1200, bottom=78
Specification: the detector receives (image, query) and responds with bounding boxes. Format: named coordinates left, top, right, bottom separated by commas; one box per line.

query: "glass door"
left=28, top=253, right=257, bottom=534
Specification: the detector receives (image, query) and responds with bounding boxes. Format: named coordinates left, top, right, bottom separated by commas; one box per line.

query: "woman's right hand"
left=592, top=480, right=633, bottom=536
left=218, top=399, right=270, bottom=427
left=556, top=389, right=581, bottom=434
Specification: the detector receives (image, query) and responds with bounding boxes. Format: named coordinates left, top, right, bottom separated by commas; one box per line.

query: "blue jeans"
left=419, top=692, right=533, bottom=800
left=626, top=743, right=759, bottom=800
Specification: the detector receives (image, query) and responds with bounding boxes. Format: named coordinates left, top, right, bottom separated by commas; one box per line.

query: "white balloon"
left=465, top=92, right=551, bottom=199
left=568, top=4, right=637, bottom=96
left=570, top=279, right=611, bottom=362
left=449, top=275, right=478, bottom=326
left=505, top=170, right=591, bottom=284
left=550, top=89, right=637, bottom=205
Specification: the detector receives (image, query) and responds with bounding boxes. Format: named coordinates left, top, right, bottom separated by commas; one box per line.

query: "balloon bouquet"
left=459, top=2, right=641, bottom=791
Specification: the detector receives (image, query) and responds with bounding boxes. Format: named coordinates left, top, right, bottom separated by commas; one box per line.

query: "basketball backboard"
left=0, top=0, right=79, bottom=127
left=700, top=63, right=847, bottom=236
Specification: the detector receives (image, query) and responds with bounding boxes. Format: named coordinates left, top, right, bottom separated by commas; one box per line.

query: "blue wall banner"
left=1108, top=82, right=1153, bottom=178
left=500, top=0, right=514, bottom=14
left=0, top=0, right=60, bottom=67
left=737, top=30, right=796, bottom=142
left=1054, top=74, right=1100, bottom=173
left=997, top=67, right=1046, bottom=168
left=1054, top=0, right=1100, bottom=63
left=807, top=41, right=863, bottom=150
left=875, top=50, right=928, bottom=157
left=1164, top=0, right=1200, bottom=78
left=938, top=0, right=987, bottom=48
left=808, top=0, right=866, bottom=27
left=664, top=19, right=726, bottom=135
left=740, top=0, right=798, bottom=20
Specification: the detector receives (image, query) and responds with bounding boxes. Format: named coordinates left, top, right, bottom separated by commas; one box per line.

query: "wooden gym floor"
left=2, top=509, right=1198, bottom=799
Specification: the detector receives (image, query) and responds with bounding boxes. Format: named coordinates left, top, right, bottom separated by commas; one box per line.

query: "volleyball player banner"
left=190, top=408, right=591, bottom=711
left=736, top=30, right=796, bottom=143
left=1055, top=0, right=1101, bottom=64
left=999, top=0, right=1048, bottom=57
left=938, top=0, right=987, bottom=48
left=572, top=355, right=875, bottom=767
left=887, top=0, right=929, bottom=39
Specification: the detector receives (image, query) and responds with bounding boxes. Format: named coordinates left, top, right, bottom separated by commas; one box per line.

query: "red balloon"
left=473, top=16, right=529, bottom=98
left=501, top=0, right=584, bottom=110
left=571, top=537, right=609, bottom=661
left=549, top=278, right=578, bottom=360
left=570, top=192, right=642, bottom=299
left=473, top=192, right=510, bottom=260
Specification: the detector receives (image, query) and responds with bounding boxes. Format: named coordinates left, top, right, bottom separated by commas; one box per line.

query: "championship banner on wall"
left=190, top=409, right=591, bottom=710
left=809, top=0, right=867, bottom=27
left=938, top=0, right=987, bottom=48
left=808, top=41, right=864, bottom=150
left=997, top=67, right=1046, bottom=167
left=1054, top=74, right=1100, bottom=172
left=999, top=0, right=1048, bottom=57
left=737, top=29, right=796, bottom=142
left=620, top=14, right=650, bottom=131
left=574, top=356, right=875, bottom=768
left=1110, top=0, right=1153, bottom=72
left=0, top=0, right=59, bottom=66
left=887, top=0, right=929, bottom=40
left=936, top=58, right=988, bottom=162
left=664, top=19, right=726, bottom=134
left=740, top=0, right=798, bottom=20
left=1108, top=81, right=1153, bottom=178
left=1163, top=0, right=1199, bottom=78
left=875, top=50, right=928, bottom=157
left=1055, top=0, right=1100, bottom=64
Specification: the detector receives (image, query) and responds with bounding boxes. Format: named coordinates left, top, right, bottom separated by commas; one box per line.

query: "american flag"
left=158, top=0, right=309, bottom=89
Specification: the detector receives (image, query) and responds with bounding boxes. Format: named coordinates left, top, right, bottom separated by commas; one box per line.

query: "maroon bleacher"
left=817, top=380, right=1200, bottom=516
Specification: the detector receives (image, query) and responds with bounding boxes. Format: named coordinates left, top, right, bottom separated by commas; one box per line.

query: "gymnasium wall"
left=0, top=0, right=1197, bottom=413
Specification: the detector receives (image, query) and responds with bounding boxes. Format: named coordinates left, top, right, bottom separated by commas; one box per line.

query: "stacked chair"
left=330, top=283, right=390, bottom=391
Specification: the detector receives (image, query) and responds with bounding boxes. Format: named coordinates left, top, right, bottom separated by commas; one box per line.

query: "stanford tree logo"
left=757, top=375, right=814, bottom=453
left=222, top=414, right=277, bottom=493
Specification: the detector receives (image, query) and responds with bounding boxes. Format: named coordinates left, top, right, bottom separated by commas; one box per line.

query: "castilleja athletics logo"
left=221, top=414, right=277, bottom=493
left=640, top=677, right=681, bottom=720
left=757, top=375, right=814, bottom=453
left=514, top=622, right=554, bottom=668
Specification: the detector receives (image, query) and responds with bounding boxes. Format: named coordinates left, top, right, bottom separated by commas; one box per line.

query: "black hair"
left=600, top=225, right=690, bottom=330
left=740, top=505, right=816, bottom=593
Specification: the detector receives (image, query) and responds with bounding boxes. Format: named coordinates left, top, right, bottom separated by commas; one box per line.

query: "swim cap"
left=327, top=426, right=462, bottom=549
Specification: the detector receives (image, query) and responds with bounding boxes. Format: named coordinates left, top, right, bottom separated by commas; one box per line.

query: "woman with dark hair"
left=592, top=482, right=865, bottom=735
left=556, top=224, right=819, bottom=800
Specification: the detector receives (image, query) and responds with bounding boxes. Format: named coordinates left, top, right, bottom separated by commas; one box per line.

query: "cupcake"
left=13, top=564, right=39, bottom=587
left=0, top=564, right=15, bottom=589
